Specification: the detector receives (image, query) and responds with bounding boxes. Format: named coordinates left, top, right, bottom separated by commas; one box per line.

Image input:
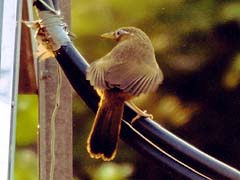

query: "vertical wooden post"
left=38, top=1, right=72, bottom=180
left=19, top=0, right=37, bottom=94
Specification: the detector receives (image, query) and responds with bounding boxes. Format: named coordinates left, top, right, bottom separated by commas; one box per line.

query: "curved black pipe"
left=55, top=44, right=210, bottom=180
left=54, top=44, right=240, bottom=179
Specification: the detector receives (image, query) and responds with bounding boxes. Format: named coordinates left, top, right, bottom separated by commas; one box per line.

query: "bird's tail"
left=87, top=94, right=124, bottom=161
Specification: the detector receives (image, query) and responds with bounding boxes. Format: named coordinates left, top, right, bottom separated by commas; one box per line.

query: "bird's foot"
left=125, top=101, right=153, bottom=123
left=131, top=110, right=153, bottom=124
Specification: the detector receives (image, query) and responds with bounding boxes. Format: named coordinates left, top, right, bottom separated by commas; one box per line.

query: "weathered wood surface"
left=38, top=1, right=72, bottom=179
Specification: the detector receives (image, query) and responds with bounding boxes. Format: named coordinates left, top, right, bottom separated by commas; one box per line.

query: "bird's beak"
left=100, top=32, right=115, bottom=40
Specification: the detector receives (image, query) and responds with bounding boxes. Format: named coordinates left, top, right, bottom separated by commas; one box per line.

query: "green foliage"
left=91, top=162, right=133, bottom=180
left=221, top=2, right=240, bottom=20
left=16, top=95, right=38, bottom=146
left=14, top=150, right=38, bottom=180
left=71, top=0, right=240, bottom=62
left=15, top=95, right=38, bottom=179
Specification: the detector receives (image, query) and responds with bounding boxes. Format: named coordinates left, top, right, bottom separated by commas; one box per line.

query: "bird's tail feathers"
left=87, top=96, right=124, bottom=161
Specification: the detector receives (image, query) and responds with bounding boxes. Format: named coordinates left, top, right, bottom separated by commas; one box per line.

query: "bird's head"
left=101, top=27, right=149, bottom=42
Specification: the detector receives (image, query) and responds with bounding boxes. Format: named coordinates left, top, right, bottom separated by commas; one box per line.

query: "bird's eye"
left=115, top=29, right=129, bottom=39
left=115, top=30, right=122, bottom=38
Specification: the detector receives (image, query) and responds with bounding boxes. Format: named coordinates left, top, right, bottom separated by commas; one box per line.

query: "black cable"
left=51, top=0, right=58, bottom=10
left=33, top=0, right=53, bottom=10
left=55, top=44, right=210, bottom=180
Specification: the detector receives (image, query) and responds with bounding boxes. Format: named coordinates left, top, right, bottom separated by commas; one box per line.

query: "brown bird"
left=86, top=27, right=163, bottom=161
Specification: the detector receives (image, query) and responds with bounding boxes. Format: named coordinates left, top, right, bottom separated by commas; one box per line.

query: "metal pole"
left=0, top=0, right=22, bottom=179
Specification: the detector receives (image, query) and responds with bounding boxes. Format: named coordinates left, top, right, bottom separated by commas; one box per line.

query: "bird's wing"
left=105, top=59, right=163, bottom=96
left=86, top=58, right=110, bottom=89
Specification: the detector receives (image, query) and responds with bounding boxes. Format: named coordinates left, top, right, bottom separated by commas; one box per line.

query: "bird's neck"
left=110, top=39, right=155, bottom=61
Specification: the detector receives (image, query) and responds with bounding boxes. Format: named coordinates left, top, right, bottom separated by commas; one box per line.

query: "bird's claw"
left=131, top=110, right=153, bottom=124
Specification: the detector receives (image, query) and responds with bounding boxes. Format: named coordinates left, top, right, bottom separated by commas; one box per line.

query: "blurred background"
left=15, top=0, right=240, bottom=179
